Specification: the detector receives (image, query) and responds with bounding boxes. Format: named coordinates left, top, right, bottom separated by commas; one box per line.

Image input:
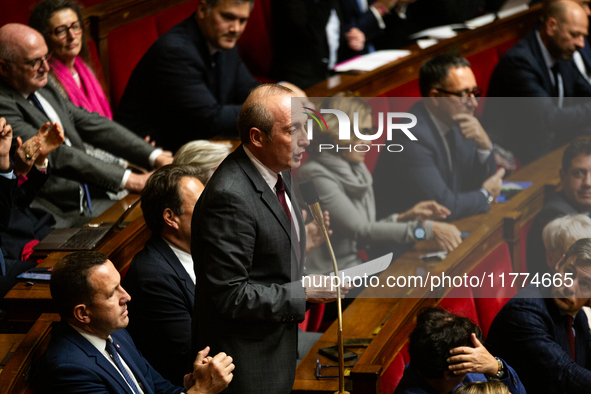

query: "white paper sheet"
left=409, top=24, right=464, bottom=40
left=330, top=252, right=393, bottom=281
left=417, top=39, right=439, bottom=49
left=465, top=13, right=496, bottom=29
left=334, top=50, right=412, bottom=72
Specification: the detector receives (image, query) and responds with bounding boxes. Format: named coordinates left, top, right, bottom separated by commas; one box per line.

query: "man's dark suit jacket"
left=339, top=0, right=382, bottom=55
left=273, top=0, right=347, bottom=89
left=372, top=101, right=496, bottom=222
left=526, top=191, right=580, bottom=277
left=123, top=235, right=194, bottom=387
left=0, top=168, right=48, bottom=298
left=192, top=145, right=307, bottom=393
left=487, top=285, right=591, bottom=394
left=41, top=322, right=183, bottom=394
left=0, top=80, right=156, bottom=214
left=485, top=30, right=591, bottom=165
left=116, top=15, right=259, bottom=152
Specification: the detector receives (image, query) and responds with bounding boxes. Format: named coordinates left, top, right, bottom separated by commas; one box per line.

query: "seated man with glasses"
left=373, top=54, right=504, bottom=223
left=0, top=23, right=173, bottom=227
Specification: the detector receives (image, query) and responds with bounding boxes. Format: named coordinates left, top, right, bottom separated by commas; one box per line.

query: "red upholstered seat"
left=298, top=303, right=326, bottom=332
left=439, top=287, right=480, bottom=328
left=381, top=351, right=407, bottom=394
left=237, top=0, right=274, bottom=80
left=470, top=242, right=517, bottom=337
left=519, top=218, right=534, bottom=274
left=467, top=47, right=499, bottom=99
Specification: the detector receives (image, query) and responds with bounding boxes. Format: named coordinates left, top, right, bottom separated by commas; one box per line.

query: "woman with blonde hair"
left=454, top=381, right=510, bottom=394
left=295, top=96, right=462, bottom=274
left=173, top=140, right=232, bottom=185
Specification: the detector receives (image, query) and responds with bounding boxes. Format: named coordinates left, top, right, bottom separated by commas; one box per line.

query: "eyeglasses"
left=436, top=87, right=483, bottom=102
left=3, top=53, right=52, bottom=72
left=52, top=21, right=82, bottom=40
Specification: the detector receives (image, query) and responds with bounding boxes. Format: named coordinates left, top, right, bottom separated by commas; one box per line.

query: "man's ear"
left=72, top=303, right=90, bottom=324
left=163, top=208, right=179, bottom=230
left=426, top=89, right=440, bottom=107
left=0, top=60, right=10, bottom=79
left=250, top=127, right=264, bottom=148
left=196, top=0, right=208, bottom=20
left=545, top=18, right=558, bottom=37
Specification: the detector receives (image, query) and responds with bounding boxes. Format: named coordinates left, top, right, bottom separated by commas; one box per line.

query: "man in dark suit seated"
left=373, top=54, right=504, bottom=223
left=527, top=139, right=591, bottom=276
left=0, top=116, right=63, bottom=298
left=123, top=165, right=204, bottom=386
left=0, top=24, right=173, bottom=227
left=487, top=237, right=591, bottom=394
left=42, top=251, right=234, bottom=394
left=116, top=0, right=258, bottom=151
left=192, top=84, right=349, bottom=393
left=394, top=307, right=525, bottom=394
left=485, top=0, right=591, bottom=165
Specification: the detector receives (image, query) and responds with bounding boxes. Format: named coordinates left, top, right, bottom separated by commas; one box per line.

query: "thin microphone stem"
left=308, top=202, right=348, bottom=394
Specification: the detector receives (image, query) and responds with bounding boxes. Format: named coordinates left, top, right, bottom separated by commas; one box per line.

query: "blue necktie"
left=0, top=249, right=6, bottom=276
left=28, top=93, right=48, bottom=118
left=105, top=340, right=141, bottom=394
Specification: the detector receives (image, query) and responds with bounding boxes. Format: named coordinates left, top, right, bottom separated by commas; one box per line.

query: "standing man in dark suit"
left=373, top=54, right=503, bottom=223
left=43, top=251, right=234, bottom=394
left=487, top=237, right=591, bottom=394
left=192, top=84, right=348, bottom=393
left=116, top=0, right=259, bottom=151
left=485, top=0, right=591, bottom=165
left=0, top=24, right=173, bottom=227
left=527, top=139, right=591, bottom=276
left=123, top=165, right=204, bottom=387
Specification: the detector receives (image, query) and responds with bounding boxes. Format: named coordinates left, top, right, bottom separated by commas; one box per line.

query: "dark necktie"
left=564, top=315, right=576, bottom=361
left=105, top=340, right=141, bottom=394
left=0, top=249, right=6, bottom=276
left=275, top=174, right=301, bottom=260
left=28, top=93, right=48, bottom=118
left=551, top=64, right=562, bottom=98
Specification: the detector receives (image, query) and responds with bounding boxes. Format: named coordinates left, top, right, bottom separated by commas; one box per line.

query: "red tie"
left=564, top=315, right=576, bottom=361
left=275, top=175, right=300, bottom=260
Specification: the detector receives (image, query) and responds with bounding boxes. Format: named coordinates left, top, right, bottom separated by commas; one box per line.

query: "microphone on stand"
left=299, top=179, right=349, bottom=394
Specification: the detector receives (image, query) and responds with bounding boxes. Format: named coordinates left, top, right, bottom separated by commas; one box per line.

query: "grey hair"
left=173, top=140, right=231, bottom=184
left=542, top=214, right=591, bottom=254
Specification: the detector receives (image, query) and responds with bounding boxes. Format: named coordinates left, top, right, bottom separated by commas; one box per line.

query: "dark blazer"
left=485, top=30, right=591, bottom=164
left=576, top=39, right=591, bottom=80
left=116, top=15, right=259, bottom=152
left=526, top=191, right=580, bottom=277
left=373, top=101, right=496, bottom=222
left=339, top=0, right=382, bottom=54
left=123, top=235, right=194, bottom=387
left=273, top=0, right=348, bottom=89
left=0, top=80, right=155, bottom=213
left=487, top=285, right=591, bottom=394
left=192, top=145, right=307, bottom=393
left=393, top=362, right=525, bottom=394
left=41, top=322, right=183, bottom=394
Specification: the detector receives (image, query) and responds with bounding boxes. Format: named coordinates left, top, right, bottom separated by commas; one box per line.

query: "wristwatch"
left=481, top=188, right=495, bottom=204
left=414, top=222, right=426, bottom=240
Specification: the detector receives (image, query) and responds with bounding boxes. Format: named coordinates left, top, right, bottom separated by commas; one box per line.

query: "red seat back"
left=237, top=0, right=273, bottom=80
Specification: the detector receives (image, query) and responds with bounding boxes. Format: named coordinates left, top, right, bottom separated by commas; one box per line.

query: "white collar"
left=69, top=323, right=109, bottom=352
left=536, top=30, right=557, bottom=70
left=244, top=145, right=280, bottom=193
left=163, top=238, right=196, bottom=284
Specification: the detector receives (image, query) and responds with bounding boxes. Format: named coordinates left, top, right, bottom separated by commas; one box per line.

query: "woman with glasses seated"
left=294, top=96, right=463, bottom=275
left=29, top=0, right=111, bottom=120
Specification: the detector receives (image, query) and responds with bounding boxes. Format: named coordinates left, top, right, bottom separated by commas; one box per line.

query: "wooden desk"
left=293, top=141, right=565, bottom=393
left=305, top=5, right=541, bottom=98
left=0, top=335, right=26, bottom=375
left=4, top=194, right=150, bottom=331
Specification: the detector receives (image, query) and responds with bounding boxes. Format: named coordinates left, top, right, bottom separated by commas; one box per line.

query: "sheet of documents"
left=334, top=50, right=412, bottom=72
left=417, top=39, right=439, bottom=49
left=330, top=252, right=393, bottom=280
left=409, top=24, right=464, bottom=40
left=497, top=0, right=529, bottom=19
left=465, top=13, right=496, bottom=29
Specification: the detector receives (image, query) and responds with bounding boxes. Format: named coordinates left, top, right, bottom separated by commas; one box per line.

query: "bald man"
left=485, top=0, right=591, bottom=164
left=0, top=24, right=172, bottom=227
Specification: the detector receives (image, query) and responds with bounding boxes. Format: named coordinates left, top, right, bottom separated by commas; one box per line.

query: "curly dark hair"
left=408, top=306, right=484, bottom=379
left=29, top=0, right=89, bottom=61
